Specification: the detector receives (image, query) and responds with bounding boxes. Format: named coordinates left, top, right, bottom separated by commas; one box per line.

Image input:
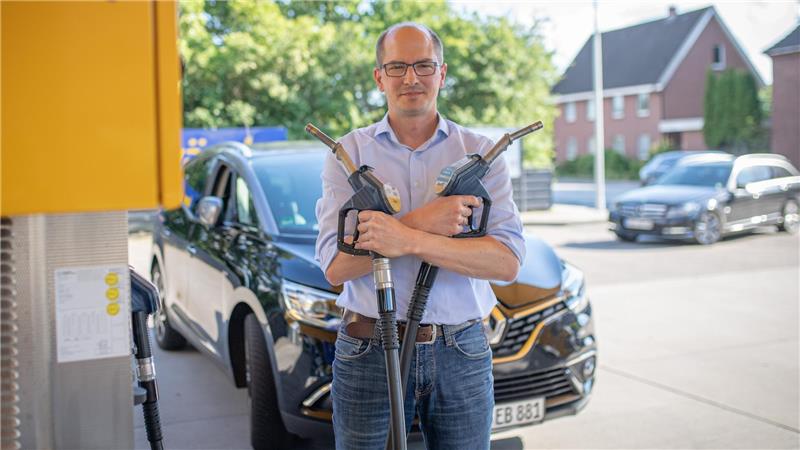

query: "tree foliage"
left=703, top=68, right=765, bottom=153
left=179, top=0, right=557, bottom=166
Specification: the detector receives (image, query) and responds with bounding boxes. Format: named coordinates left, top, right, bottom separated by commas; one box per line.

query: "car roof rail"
left=678, top=153, right=734, bottom=165
left=736, top=153, right=789, bottom=162
left=216, top=141, right=253, bottom=158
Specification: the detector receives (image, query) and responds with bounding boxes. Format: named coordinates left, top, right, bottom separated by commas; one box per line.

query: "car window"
left=736, top=165, right=772, bottom=186
left=235, top=176, right=259, bottom=227
left=771, top=166, right=794, bottom=179
left=183, top=156, right=214, bottom=211
left=252, top=154, right=324, bottom=234
left=656, top=163, right=732, bottom=188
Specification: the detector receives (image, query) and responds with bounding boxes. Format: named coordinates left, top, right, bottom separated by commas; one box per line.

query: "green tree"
left=180, top=0, right=557, bottom=166
left=702, top=68, right=764, bottom=153
left=703, top=69, right=720, bottom=147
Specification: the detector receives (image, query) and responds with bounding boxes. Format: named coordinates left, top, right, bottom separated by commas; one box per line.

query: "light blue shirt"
left=314, top=114, right=526, bottom=325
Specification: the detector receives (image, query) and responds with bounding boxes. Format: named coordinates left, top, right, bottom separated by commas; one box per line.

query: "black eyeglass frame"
left=380, top=61, right=441, bottom=77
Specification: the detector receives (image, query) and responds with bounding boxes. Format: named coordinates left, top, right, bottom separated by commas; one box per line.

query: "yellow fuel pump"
left=1, top=2, right=183, bottom=448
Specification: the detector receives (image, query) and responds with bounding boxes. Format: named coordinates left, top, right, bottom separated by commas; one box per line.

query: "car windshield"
left=251, top=152, right=324, bottom=235
left=655, top=162, right=732, bottom=188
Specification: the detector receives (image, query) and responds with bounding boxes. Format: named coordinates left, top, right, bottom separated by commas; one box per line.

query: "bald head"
left=375, top=22, right=444, bottom=68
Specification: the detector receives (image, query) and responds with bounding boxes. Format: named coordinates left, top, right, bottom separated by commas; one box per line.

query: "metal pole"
left=593, top=0, right=607, bottom=210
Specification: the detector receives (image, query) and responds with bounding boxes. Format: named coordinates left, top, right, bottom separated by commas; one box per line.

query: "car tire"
left=615, top=231, right=638, bottom=242
left=694, top=211, right=722, bottom=245
left=151, top=262, right=187, bottom=350
left=244, top=313, right=293, bottom=450
left=777, top=200, right=799, bottom=234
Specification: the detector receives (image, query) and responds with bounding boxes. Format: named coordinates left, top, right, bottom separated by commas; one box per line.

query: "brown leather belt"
left=342, top=310, right=439, bottom=343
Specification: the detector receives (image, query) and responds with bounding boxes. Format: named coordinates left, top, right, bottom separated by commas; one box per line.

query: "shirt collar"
left=374, top=113, right=450, bottom=148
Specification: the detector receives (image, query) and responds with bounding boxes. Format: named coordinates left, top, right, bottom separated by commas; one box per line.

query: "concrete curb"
left=521, top=204, right=609, bottom=226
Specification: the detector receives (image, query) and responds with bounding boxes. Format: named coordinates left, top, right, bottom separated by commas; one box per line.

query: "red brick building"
left=765, top=24, right=800, bottom=168
left=552, top=6, right=763, bottom=162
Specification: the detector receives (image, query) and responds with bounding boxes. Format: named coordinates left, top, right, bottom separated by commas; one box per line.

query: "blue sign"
left=182, top=126, right=288, bottom=163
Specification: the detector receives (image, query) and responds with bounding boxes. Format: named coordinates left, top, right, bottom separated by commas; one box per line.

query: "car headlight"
left=666, top=201, right=701, bottom=218
left=562, top=262, right=589, bottom=312
left=281, top=280, right=341, bottom=330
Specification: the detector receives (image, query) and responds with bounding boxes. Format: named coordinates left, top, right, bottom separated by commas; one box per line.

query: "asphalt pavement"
left=127, top=181, right=799, bottom=449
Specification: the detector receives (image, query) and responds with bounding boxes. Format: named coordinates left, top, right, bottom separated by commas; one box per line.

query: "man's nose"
left=402, top=67, right=419, bottom=84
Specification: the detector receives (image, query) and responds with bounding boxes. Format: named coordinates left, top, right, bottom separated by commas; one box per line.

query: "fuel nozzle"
left=432, top=121, right=544, bottom=237
left=306, top=123, right=402, bottom=255
left=306, top=123, right=401, bottom=214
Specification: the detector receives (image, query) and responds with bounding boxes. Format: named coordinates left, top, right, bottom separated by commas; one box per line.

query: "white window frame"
left=637, top=93, right=650, bottom=118
left=566, top=137, right=578, bottom=161
left=586, top=98, right=595, bottom=122
left=612, top=95, right=624, bottom=119
left=565, top=102, right=576, bottom=123
left=637, top=134, right=651, bottom=161
left=712, top=44, right=726, bottom=71
left=613, top=134, right=625, bottom=155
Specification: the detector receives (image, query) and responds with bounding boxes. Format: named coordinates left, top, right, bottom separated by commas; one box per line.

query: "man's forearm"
left=324, top=214, right=422, bottom=286
left=407, top=230, right=519, bottom=282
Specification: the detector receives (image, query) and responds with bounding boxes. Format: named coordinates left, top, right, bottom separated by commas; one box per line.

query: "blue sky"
left=456, top=1, right=800, bottom=85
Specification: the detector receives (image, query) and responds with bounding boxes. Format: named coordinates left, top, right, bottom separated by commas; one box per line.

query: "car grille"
left=492, top=302, right=567, bottom=358
left=494, top=366, right=576, bottom=403
left=619, top=203, right=668, bottom=218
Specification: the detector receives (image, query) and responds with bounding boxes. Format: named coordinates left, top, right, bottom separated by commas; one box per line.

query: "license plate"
left=624, top=218, right=654, bottom=230
left=491, top=397, right=545, bottom=430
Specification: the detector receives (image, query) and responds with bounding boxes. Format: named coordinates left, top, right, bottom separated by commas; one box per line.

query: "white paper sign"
left=55, top=265, right=130, bottom=363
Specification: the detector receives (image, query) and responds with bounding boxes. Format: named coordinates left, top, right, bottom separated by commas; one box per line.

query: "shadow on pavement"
left=490, top=436, right=525, bottom=449
left=562, top=228, right=783, bottom=251
left=561, top=239, right=685, bottom=250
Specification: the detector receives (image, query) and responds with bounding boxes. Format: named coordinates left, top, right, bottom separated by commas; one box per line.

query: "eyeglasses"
left=381, top=61, right=440, bottom=77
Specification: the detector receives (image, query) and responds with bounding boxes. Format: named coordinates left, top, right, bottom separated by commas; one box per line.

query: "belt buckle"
left=424, top=324, right=437, bottom=344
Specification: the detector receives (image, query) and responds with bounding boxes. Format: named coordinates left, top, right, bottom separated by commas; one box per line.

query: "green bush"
left=555, top=149, right=644, bottom=180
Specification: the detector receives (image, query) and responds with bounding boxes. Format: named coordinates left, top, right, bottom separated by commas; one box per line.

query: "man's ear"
left=439, top=63, right=448, bottom=89
left=374, top=67, right=384, bottom=92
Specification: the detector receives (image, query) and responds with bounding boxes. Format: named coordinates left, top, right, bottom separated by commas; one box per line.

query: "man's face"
left=374, top=27, right=447, bottom=118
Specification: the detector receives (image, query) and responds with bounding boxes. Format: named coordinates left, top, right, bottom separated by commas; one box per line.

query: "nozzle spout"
left=509, top=121, right=543, bottom=141
left=484, top=121, right=544, bottom=165
left=305, top=123, right=358, bottom=175
left=305, top=123, right=337, bottom=149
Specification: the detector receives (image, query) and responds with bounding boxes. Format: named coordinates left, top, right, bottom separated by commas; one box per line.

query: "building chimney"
left=668, top=6, right=677, bottom=17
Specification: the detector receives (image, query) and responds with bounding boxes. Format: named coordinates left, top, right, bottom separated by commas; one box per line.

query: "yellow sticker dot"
left=188, top=138, right=197, bottom=147
left=198, top=137, right=207, bottom=146
left=104, top=272, right=119, bottom=286
left=106, top=288, right=119, bottom=301
left=106, top=303, right=120, bottom=316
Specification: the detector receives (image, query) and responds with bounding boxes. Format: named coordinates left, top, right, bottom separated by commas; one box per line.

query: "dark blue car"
left=150, top=141, right=597, bottom=448
left=612, top=153, right=800, bottom=244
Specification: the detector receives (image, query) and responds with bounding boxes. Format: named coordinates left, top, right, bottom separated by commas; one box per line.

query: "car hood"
left=273, top=233, right=564, bottom=307
left=615, top=184, right=723, bottom=206
left=490, top=233, right=563, bottom=309
left=273, top=237, right=334, bottom=293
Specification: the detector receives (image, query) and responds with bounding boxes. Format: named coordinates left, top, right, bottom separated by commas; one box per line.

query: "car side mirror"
left=735, top=177, right=750, bottom=190
left=197, top=196, right=223, bottom=227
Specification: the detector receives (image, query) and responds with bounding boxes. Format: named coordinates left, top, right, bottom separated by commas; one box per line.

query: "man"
left=315, top=22, right=525, bottom=450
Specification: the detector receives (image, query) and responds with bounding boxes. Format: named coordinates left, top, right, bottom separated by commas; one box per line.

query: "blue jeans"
left=332, top=320, right=494, bottom=450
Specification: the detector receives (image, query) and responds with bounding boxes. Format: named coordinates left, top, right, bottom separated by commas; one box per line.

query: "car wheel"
left=151, top=262, right=186, bottom=350
left=615, top=231, right=638, bottom=242
left=694, top=211, right=722, bottom=245
left=778, top=200, right=799, bottom=234
left=244, top=313, right=293, bottom=450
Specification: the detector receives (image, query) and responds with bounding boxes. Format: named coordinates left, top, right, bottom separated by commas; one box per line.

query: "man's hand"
left=402, top=195, right=481, bottom=237
left=354, top=211, right=418, bottom=257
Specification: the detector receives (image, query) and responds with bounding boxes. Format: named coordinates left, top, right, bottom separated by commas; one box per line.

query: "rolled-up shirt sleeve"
left=315, top=144, right=357, bottom=274
left=476, top=138, right=526, bottom=265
